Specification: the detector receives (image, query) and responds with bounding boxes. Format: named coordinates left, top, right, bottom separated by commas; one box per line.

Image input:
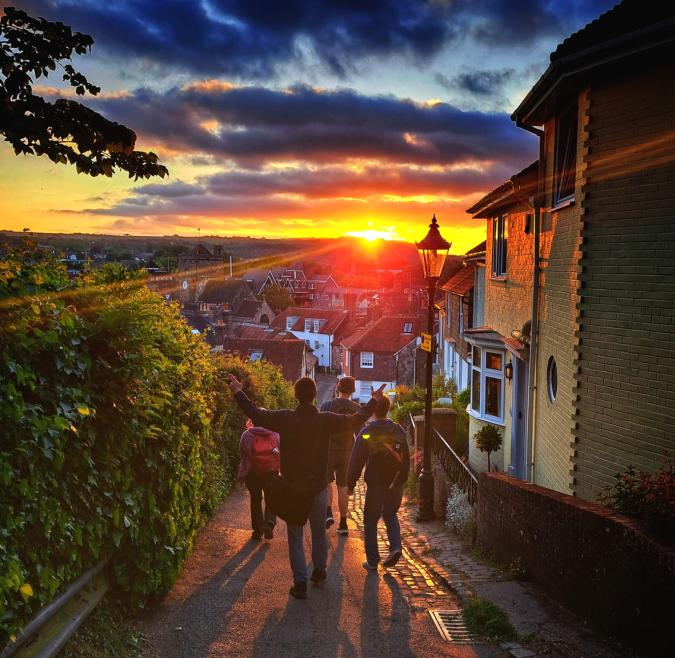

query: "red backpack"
left=249, top=432, right=280, bottom=476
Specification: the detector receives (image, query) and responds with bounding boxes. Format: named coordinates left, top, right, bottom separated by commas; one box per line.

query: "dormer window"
left=553, top=103, right=578, bottom=206
left=286, top=317, right=297, bottom=330
left=304, top=319, right=312, bottom=332
left=313, top=319, right=320, bottom=332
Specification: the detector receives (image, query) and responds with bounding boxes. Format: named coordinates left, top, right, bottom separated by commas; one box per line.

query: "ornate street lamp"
left=415, top=214, right=450, bottom=521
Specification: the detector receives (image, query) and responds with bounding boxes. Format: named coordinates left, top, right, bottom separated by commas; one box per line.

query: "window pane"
left=472, top=346, right=481, bottom=367
left=554, top=104, right=578, bottom=203
left=471, top=369, right=480, bottom=411
left=485, top=376, right=501, bottom=418
left=486, top=352, right=502, bottom=371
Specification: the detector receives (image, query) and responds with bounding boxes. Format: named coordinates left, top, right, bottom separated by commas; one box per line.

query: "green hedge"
left=0, top=244, right=292, bottom=642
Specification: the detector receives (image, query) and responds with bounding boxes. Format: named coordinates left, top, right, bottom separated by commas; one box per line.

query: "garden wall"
left=477, top=472, right=674, bottom=656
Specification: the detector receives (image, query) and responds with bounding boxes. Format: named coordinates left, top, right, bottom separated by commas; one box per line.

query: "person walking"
left=229, top=374, right=385, bottom=599
left=347, top=395, right=409, bottom=571
left=320, top=376, right=362, bottom=536
left=238, top=418, right=280, bottom=541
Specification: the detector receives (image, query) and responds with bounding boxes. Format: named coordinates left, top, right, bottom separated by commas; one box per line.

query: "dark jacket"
left=347, top=418, right=410, bottom=489
left=319, top=397, right=362, bottom=452
left=234, top=391, right=376, bottom=493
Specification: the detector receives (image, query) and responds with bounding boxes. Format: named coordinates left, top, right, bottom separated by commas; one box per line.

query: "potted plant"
left=474, top=424, right=502, bottom=472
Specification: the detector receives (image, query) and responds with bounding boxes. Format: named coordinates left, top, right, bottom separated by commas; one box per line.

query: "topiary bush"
left=0, top=243, right=292, bottom=643
left=474, top=424, right=502, bottom=472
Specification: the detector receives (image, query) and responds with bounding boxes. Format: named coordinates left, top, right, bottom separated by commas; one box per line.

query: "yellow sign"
left=421, top=332, right=432, bottom=352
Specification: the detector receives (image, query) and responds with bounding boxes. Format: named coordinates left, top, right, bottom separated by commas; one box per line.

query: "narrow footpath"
left=136, top=483, right=497, bottom=658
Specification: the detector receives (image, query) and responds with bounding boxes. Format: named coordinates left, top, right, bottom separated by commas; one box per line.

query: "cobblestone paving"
left=398, top=504, right=498, bottom=602
left=349, top=481, right=456, bottom=608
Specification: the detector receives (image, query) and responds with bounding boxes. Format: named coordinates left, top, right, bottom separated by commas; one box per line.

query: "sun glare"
left=347, top=228, right=396, bottom=242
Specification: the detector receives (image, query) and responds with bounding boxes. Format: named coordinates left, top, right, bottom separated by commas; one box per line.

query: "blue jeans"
left=286, top=488, right=328, bottom=584
left=363, top=484, right=404, bottom=566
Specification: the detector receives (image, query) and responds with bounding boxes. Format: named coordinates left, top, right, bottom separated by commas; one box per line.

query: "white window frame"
left=250, top=350, right=263, bottom=362
left=359, top=380, right=372, bottom=399
left=360, top=351, right=374, bottom=368
left=403, top=322, right=413, bottom=334
left=304, top=319, right=312, bottom=332
left=286, top=317, right=296, bottom=330
left=491, top=216, right=507, bottom=278
left=313, top=319, right=320, bottom=333
left=469, top=346, right=505, bottom=425
left=553, top=102, right=578, bottom=207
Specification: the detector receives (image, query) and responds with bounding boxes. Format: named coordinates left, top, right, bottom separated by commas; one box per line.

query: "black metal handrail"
left=431, top=428, right=478, bottom=505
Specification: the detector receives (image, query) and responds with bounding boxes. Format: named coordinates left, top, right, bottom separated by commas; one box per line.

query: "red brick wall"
left=477, top=472, right=674, bottom=655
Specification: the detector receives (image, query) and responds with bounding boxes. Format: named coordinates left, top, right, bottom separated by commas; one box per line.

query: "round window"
left=547, top=356, right=557, bottom=402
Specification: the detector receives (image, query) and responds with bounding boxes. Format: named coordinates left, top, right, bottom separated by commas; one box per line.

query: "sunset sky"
left=0, top=0, right=617, bottom=253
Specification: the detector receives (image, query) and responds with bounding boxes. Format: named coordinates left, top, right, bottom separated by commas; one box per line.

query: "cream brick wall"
left=484, top=211, right=534, bottom=337
left=572, top=62, right=675, bottom=500
left=532, top=90, right=589, bottom=495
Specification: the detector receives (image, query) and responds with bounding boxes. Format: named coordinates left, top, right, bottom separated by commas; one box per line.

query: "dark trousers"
left=363, top=483, right=403, bottom=565
left=245, top=473, right=276, bottom=533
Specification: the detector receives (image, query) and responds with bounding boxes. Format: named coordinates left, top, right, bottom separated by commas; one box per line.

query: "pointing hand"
left=228, top=374, right=243, bottom=394
left=371, top=383, right=387, bottom=402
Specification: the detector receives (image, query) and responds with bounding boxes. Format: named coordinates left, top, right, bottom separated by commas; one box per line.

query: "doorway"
left=509, top=357, right=528, bottom=480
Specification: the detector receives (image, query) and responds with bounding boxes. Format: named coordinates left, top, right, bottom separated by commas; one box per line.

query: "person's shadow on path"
left=250, top=536, right=357, bottom=658
left=359, top=570, right=414, bottom=657
left=158, top=537, right=270, bottom=658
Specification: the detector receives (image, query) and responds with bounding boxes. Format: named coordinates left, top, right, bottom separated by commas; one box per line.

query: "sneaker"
left=362, top=561, right=379, bottom=572
left=326, top=508, right=335, bottom=529
left=251, top=530, right=262, bottom=541
left=263, top=524, right=274, bottom=540
left=382, top=549, right=402, bottom=567
left=337, top=519, right=349, bottom=536
left=310, top=568, right=327, bottom=585
left=289, top=582, right=307, bottom=599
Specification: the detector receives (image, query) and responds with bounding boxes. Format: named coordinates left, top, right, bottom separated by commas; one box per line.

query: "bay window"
left=469, top=345, right=505, bottom=423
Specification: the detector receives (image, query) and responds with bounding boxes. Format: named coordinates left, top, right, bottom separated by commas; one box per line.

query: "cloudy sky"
left=0, top=0, right=617, bottom=252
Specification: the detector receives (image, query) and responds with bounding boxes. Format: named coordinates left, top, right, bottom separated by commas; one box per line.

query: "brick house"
left=341, top=316, right=420, bottom=401
left=437, top=249, right=484, bottom=393
left=465, top=163, right=537, bottom=476
left=222, top=336, right=317, bottom=382
left=271, top=307, right=350, bottom=370
left=467, top=1, right=675, bottom=498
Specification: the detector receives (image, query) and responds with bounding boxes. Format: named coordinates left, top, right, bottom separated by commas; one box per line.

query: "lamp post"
left=415, top=214, right=450, bottom=521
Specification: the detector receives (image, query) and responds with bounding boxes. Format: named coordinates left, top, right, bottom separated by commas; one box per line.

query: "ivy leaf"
left=19, top=583, right=33, bottom=601
left=76, top=406, right=91, bottom=416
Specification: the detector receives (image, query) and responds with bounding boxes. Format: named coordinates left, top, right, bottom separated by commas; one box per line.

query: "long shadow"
left=359, top=570, right=414, bottom=658
left=250, top=535, right=357, bottom=658
left=154, top=537, right=270, bottom=658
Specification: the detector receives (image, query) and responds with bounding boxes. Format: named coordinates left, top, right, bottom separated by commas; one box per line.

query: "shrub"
left=445, top=484, right=476, bottom=542
left=599, top=457, right=674, bottom=542
left=463, top=597, right=517, bottom=641
left=0, top=245, right=292, bottom=642
left=474, top=424, right=502, bottom=471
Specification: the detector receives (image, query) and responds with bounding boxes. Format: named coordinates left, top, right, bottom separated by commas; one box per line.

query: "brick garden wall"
left=477, top=472, right=674, bottom=656
left=572, top=60, right=675, bottom=499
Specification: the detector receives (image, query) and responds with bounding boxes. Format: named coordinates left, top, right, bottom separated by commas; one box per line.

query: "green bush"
left=0, top=245, right=291, bottom=642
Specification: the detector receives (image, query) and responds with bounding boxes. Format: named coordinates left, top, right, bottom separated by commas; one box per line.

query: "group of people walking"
left=228, top=374, right=410, bottom=599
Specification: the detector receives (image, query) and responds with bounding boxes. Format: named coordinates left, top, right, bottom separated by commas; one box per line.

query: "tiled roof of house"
left=198, top=278, right=252, bottom=306
left=191, top=243, right=213, bottom=257
left=234, top=299, right=263, bottom=319
left=341, top=315, right=419, bottom=353
left=222, top=337, right=308, bottom=382
left=271, top=307, right=349, bottom=335
left=513, top=1, right=675, bottom=124
left=465, top=241, right=486, bottom=257
left=466, top=161, right=538, bottom=217
left=551, top=1, right=673, bottom=62
left=441, top=264, right=475, bottom=296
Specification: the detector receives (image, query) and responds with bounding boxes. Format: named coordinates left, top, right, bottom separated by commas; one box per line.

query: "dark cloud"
left=23, top=0, right=455, bottom=79
left=21, top=0, right=619, bottom=79
left=435, top=69, right=516, bottom=96
left=90, top=83, right=536, bottom=167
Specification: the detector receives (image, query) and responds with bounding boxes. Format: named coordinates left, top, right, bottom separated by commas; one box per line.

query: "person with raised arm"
left=228, top=374, right=386, bottom=599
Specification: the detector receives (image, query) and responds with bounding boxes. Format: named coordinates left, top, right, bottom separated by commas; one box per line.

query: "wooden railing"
left=431, top=428, right=478, bottom=505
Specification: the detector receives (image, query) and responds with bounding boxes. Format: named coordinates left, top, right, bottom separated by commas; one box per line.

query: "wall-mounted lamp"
left=504, top=361, right=513, bottom=381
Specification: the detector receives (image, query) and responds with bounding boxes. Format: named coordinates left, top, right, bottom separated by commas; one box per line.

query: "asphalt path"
left=138, top=486, right=489, bottom=658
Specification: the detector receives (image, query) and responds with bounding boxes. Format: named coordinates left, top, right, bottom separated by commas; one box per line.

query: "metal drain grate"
left=429, top=609, right=475, bottom=643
